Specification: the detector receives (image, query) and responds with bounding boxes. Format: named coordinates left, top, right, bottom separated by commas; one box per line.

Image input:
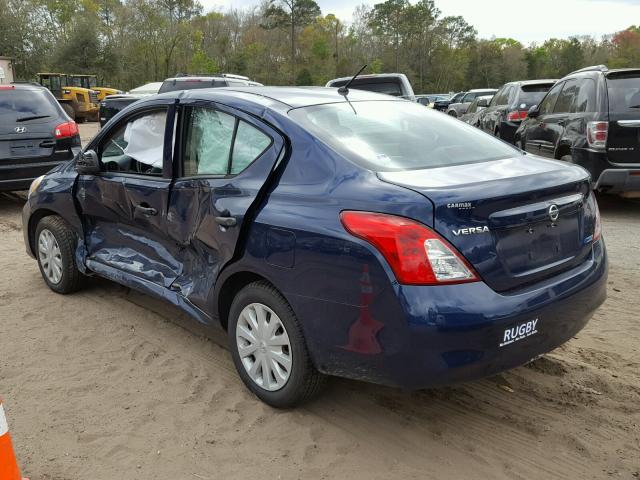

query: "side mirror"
left=527, top=105, right=540, bottom=118
left=76, top=149, right=100, bottom=175
left=477, top=98, right=489, bottom=107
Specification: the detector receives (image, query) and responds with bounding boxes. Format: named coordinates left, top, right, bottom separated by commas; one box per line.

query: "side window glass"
left=489, top=88, right=503, bottom=106
left=183, top=108, right=235, bottom=176
left=505, top=86, right=516, bottom=104
left=231, top=121, right=271, bottom=174
left=572, top=79, right=596, bottom=113
left=554, top=79, right=578, bottom=113
left=539, top=82, right=564, bottom=115
left=100, top=109, right=167, bottom=176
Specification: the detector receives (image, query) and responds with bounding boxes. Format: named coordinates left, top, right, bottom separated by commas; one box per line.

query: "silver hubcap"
left=236, top=303, right=292, bottom=391
left=38, top=229, right=63, bottom=284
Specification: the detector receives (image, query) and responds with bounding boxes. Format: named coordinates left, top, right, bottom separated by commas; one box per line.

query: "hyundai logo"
left=548, top=204, right=559, bottom=222
left=14, top=126, right=26, bottom=133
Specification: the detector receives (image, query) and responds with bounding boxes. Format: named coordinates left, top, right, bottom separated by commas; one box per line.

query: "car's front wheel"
left=228, top=281, right=326, bottom=408
left=35, top=216, right=83, bottom=294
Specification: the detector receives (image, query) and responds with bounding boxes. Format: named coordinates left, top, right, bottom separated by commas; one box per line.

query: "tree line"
left=1, top=0, right=639, bottom=93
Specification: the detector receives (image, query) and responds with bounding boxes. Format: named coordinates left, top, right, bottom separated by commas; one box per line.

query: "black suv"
left=99, top=74, right=262, bottom=126
left=516, top=65, right=640, bottom=195
left=480, top=79, right=556, bottom=143
left=433, top=91, right=465, bottom=112
left=0, top=83, right=81, bottom=192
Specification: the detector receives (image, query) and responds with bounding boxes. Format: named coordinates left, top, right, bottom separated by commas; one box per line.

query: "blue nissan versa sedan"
left=22, top=87, right=608, bottom=408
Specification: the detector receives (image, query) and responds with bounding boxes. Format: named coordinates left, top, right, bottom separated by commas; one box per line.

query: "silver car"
left=446, top=89, right=498, bottom=118
left=459, top=95, right=494, bottom=127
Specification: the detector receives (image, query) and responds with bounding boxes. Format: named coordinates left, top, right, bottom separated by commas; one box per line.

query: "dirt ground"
left=0, top=123, right=638, bottom=479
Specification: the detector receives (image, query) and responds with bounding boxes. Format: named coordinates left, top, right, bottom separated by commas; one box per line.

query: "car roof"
left=174, top=86, right=403, bottom=110
left=467, top=88, right=498, bottom=92
left=4, top=83, right=45, bottom=91
left=327, top=73, right=408, bottom=83
left=504, top=79, right=557, bottom=86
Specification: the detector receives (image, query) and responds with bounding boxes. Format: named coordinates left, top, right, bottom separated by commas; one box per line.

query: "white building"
left=0, top=57, right=15, bottom=85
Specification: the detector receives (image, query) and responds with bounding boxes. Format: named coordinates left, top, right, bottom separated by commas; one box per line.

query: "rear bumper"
left=291, top=241, right=607, bottom=389
left=499, top=121, right=520, bottom=144
left=594, top=168, right=640, bottom=193
left=0, top=159, right=68, bottom=192
left=572, top=148, right=640, bottom=192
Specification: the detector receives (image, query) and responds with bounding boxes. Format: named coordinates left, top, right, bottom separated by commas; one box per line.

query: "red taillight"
left=340, top=211, right=479, bottom=285
left=587, top=121, right=608, bottom=149
left=54, top=121, right=78, bottom=139
left=507, top=110, right=527, bottom=121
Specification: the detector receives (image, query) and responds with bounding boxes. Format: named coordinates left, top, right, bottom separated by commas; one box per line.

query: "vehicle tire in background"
left=228, top=281, right=326, bottom=408
left=447, top=110, right=457, bottom=118
left=62, top=103, right=75, bottom=120
left=35, top=216, right=83, bottom=294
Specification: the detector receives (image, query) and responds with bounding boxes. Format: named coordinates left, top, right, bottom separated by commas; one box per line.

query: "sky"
left=197, top=0, right=640, bottom=45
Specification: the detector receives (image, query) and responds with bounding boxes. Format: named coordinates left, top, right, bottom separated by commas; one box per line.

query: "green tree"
left=263, top=0, right=321, bottom=82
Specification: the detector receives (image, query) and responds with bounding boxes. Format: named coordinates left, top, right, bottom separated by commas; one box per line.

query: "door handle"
left=215, top=216, right=237, bottom=227
left=135, top=204, right=158, bottom=216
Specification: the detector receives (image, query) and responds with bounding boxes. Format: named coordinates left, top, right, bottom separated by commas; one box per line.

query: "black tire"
left=76, top=115, right=86, bottom=124
left=62, top=103, right=75, bottom=120
left=35, top=216, right=83, bottom=294
left=228, top=281, right=326, bottom=408
left=447, top=110, right=457, bottom=118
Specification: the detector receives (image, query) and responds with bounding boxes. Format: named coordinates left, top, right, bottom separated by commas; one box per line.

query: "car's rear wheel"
left=228, top=281, right=326, bottom=408
left=447, top=111, right=457, bottom=117
left=35, top=216, right=83, bottom=294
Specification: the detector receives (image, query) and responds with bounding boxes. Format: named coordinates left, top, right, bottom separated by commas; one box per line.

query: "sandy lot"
left=0, top=123, right=638, bottom=479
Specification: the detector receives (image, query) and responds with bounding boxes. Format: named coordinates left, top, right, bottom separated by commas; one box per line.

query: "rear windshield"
left=158, top=79, right=226, bottom=93
left=606, top=74, right=640, bottom=112
left=329, top=79, right=403, bottom=97
left=0, top=88, right=59, bottom=123
left=518, top=84, right=553, bottom=107
left=289, top=100, right=519, bottom=172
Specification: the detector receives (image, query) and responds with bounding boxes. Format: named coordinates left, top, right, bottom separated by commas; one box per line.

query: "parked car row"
left=449, top=66, right=640, bottom=197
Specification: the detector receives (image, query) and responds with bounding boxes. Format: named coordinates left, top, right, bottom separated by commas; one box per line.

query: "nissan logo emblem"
left=14, top=126, right=26, bottom=133
left=548, top=204, right=559, bottom=222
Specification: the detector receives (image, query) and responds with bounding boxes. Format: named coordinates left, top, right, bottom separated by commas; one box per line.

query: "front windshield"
left=289, top=100, right=519, bottom=172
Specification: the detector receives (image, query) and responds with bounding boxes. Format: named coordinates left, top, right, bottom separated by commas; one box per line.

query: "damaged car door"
left=164, top=102, right=284, bottom=315
left=76, top=105, right=179, bottom=288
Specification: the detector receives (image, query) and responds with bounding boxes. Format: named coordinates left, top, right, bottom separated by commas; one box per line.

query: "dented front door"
left=76, top=104, right=180, bottom=287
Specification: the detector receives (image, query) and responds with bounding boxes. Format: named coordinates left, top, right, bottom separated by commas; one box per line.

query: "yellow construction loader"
left=68, top=74, right=122, bottom=101
left=36, top=73, right=99, bottom=122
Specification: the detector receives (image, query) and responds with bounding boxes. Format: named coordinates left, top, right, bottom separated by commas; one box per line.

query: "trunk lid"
left=379, top=155, right=595, bottom=292
left=605, top=70, right=640, bottom=165
left=0, top=122, right=56, bottom=161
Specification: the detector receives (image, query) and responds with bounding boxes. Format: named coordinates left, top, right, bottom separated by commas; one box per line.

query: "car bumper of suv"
left=499, top=121, right=520, bottom=144
left=594, top=168, right=640, bottom=193
left=0, top=159, right=69, bottom=192
left=290, top=241, right=607, bottom=389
